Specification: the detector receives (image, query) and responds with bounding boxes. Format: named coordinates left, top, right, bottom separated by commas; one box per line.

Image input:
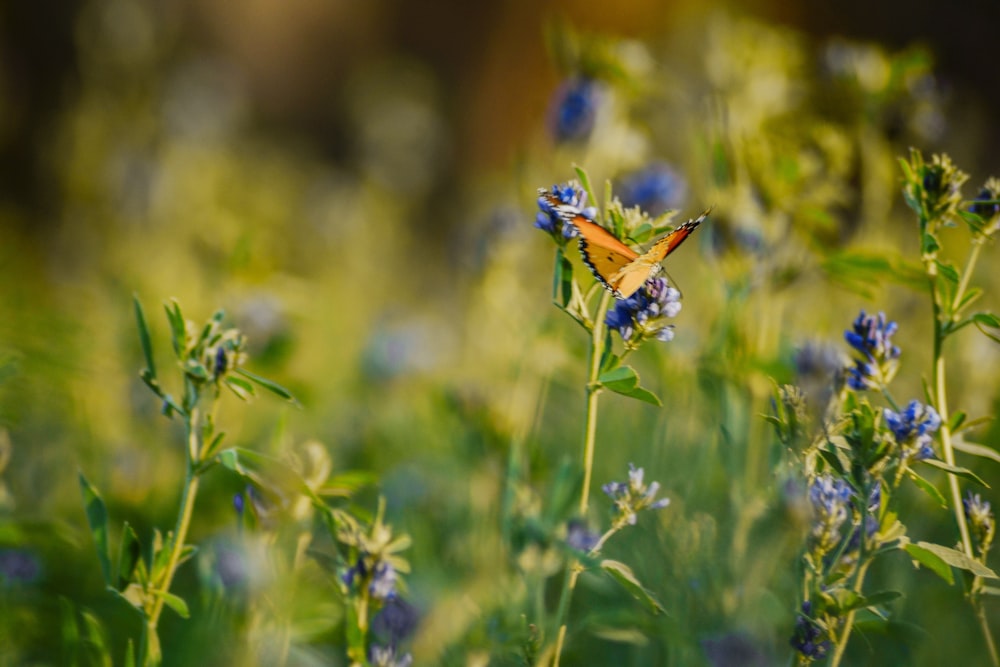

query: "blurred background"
left=3, top=0, right=1000, bottom=665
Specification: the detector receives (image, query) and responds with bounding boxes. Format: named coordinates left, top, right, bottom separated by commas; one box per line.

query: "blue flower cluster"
left=535, top=183, right=595, bottom=241
left=566, top=518, right=601, bottom=552
left=884, top=400, right=940, bottom=462
left=790, top=601, right=831, bottom=661
left=809, top=474, right=853, bottom=552
left=343, top=556, right=398, bottom=601
left=602, top=463, right=671, bottom=527
left=550, top=77, right=600, bottom=142
left=605, top=277, right=682, bottom=344
left=844, top=310, right=901, bottom=390
left=964, top=492, right=996, bottom=558
left=617, top=162, right=687, bottom=217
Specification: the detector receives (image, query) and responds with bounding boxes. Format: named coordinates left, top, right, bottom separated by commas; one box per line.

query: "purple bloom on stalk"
left=844, top=310, right=900, bottom=390
left=809, top=474, right=853, bottom=553
left=373, top=597, right=419, bottom=647
left=617, top=162, right=687, bottom=217
left=0, top=548, right=41, bottom=586
left=535, top=182, right=596, bottom=241
left=790, top=601, right=831, bottom=661
left=566, top=519, right=601, bottom=552
left=603, top=463, right=671, bottom=527
left=885, top=400, right=940, bottom=462
left=964, top=492, right=996, bottom=559
left=550, top=77, right=600, bottom=142
left=605, top=277, right=682, bottom=345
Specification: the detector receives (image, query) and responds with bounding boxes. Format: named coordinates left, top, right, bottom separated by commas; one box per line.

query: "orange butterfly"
left=539, top=189, right=709, bottom=299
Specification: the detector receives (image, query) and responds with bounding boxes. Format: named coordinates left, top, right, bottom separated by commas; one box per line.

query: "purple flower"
left=535, top=182, right=596, bottom=241
left=964, top=492, right=996, bottom=559
left=603, top=463, right=671, bottom=527
left=617, top=162, right=687, bottom=216
left=373, top=597, right=419, bottom=647
left=0, top=548, right=41, bottom=585
left=605, top=277, right=682, bottom=345
left=550, top=78, right=600, bottom=142
left=790, top=601, right=831, bottom=661
left=885, top=400, right=940, bottom=462
left=809, top=474, right=853, bottom=553
left=369, top=644, right=413, bottom=667
left=844, top=311, right=900, bottom=390
left=566, top=519, right=601, bottom=552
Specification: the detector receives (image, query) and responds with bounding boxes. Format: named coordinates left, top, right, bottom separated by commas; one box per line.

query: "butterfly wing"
left=642, top=209, right=711, bottom=264
left=569, top=214, right=639, bottom=297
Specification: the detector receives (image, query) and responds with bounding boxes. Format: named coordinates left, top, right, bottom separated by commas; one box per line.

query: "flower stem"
left=142, top=407, right=204, bottom=665
left=553, top=289, right=612, bottom=667
left=829, top=559, right=871, bottom=667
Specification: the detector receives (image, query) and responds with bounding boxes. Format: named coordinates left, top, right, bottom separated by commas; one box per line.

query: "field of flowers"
left=3, top=2, right=1000, bottom=666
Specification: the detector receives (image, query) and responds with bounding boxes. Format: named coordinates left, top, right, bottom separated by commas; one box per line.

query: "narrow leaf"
left=911, top=541, right=997, bottom=579
left=921, top=458, right=989, bottom=487
left=79, top=473, right=111, bottom=585
left=952, top=439, right=1000, bottom=464
left=905, top=470, right=947, bottom=507
left=235, top=368, right=296, bottom=402
left=601, top=559, right=665, bottom=614
left=573, top=165, right=596, bottom=207
left=133, top=295, right=156, bottom=381
left=948, top=411, right=966, bottom=432
left=903, top=542, right=954, bottom=584
left=224, top=376, right=255, bottom=401
left=935, top=260, right=960, bottom=285
left=116, top=522, right=142, bottom=591
left=972, top=312, right=1000, bottom=329
left=153, top=590, right=190, bottom=619
left=164, top=300, right=186, bottom=358
left=553, top=248, right=574, bottom=308
left=612, top=385, right=662, bottom=406
left=124, top=640, right=136, bottom=667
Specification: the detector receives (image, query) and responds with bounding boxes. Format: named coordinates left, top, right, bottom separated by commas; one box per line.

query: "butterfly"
left=538, top=189, right=709, bottom=299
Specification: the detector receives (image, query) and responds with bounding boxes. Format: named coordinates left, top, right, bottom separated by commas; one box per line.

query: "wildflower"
left=964, top=492, right=996, bottom=560
left=884, top=400, right=940, bottom=462
left=233, top=491, right=245, bottom=516
left=373, top=597, right=419, bottom=647
left=902, top=150, right=968, bottom=226
left=369, top=644, right=413, bottom=667
left=605, top=277, right=682, bottom=345
left=0, top=548, right=41, bottom=586
left=535, top=182, right=596, bottom=241
left=565, top=519, right=601, bottom=552
left=844, top=310, right=900, bottom=390
left=549, top=77, right=600, bottom=142
left=369, top=561, right=398, bottom=600
left=969, top=178, right=1000, bottom=237
left=808, top=474, right=853, bottom=554
left=602, top=463, right=670, bottom=528
left=789, top=601, right=831, bottom=662
left=617, top=162, right=687, bottom=216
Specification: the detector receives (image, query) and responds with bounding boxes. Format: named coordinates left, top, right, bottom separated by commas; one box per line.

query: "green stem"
left=579, top=290, right=612, bottom=516
left=974, top=598, right=1000, bottom=667
left=142, top=407, right=204, bottom=665
left=829, top=560, right=871, bottom=667
left=553, top=289, right=612, bottom=667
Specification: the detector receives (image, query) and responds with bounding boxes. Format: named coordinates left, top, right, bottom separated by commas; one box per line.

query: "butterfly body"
left=538, top=188, right=708, bottom=299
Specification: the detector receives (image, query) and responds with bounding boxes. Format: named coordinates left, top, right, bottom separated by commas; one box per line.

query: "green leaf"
left=903, top=541, right=954, bottom=584
left=935, top=260, right=960, bottom=285
left=956, top=287, right=984, bottom=312
left=133, top=295, right=157, bottom=381
left=952, top=439, right=1000, bottom=464
left=79, top=472, right=111, bottom=585
left=910, top=541, right=998, bottom=579
left=922, top=231, right=940, bottom=255
left=599, top=366, right=638, bottom=393
left=116, top=522, right=142, bottom=591
left=574, top=165, right=596, bottom=208
left=617, top=386, right=663, bottom=406
left=79, top=609, right=113, bottom=667
left=905, top=470, right=947, bottom=507
left=125, top=640, right=136, bottom=667
left=164, top=300, right=186, bottom=358
left=321, top=470, right=378, bottom=497
left=553, top=248, right=574, bottom=308
left=921, top=458, right=989, bottom=487
left=972, top=312, right=1000, bottom=329
left=224, top=376, right=255, bottom=401
left=218, top=447, right=323, bottom=507
left=601, top=559, right=665, bottom=614
left=153, top=590, right=190, bottom=619
left=948, top=411, right=966, bottom=432
left=235, top=369, right=296, bottom=403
